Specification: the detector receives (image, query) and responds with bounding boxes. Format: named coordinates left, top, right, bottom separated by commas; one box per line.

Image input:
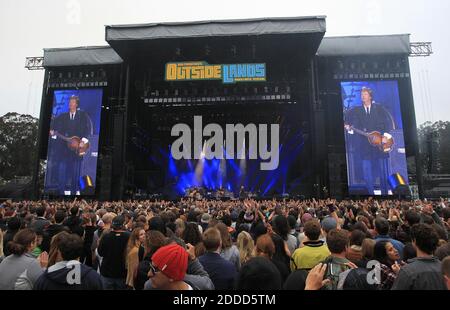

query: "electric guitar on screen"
left=344, top=124, right=394, bottom=153
left=49, top=130, right=90, bottom=157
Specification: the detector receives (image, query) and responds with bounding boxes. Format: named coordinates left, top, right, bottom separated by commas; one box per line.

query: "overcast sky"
left=0, top=0, right=448, bottom=125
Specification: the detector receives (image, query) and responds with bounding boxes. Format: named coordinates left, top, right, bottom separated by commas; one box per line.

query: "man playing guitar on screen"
left=49, top=95, right=91, bottom=195
left=344, top=87, right=395, bottom=195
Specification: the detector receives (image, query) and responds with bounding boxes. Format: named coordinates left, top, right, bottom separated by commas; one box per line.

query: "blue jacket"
left=199, top=252, right=237, bottom=290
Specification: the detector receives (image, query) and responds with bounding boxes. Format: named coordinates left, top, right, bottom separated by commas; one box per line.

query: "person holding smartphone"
left=321, top=229, right=352, bottom=290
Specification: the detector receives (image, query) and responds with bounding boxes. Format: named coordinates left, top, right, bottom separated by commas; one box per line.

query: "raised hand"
left=38, top=251, right=49, bottom=268
left=305, top=263, right=330, bottom=290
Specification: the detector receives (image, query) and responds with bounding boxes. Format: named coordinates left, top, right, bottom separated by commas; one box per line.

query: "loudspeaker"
left=328, top=153, right=346, bottom=198
left=98, top=155, right=112, bottom=201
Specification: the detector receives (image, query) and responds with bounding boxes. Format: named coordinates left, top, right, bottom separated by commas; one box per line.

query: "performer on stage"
left=49, top=95, right=91, bottom=195
left=344, top=87, right=394, bottom=195
left=239, top=185, right=246, bottom=199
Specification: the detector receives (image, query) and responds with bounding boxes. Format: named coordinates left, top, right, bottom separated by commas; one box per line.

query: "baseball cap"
left=201, top=213, right=211, bottom=224
left=112, top=215, right=125, bottom=229
left=321, top=216, right=338, bottom=233
left=301, top=213, right=313, bottom=224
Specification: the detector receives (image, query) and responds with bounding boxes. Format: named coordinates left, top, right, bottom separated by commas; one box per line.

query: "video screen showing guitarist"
left=344, top=87, right=394, bottom=195
left=49, top=95, right=91, bottom=195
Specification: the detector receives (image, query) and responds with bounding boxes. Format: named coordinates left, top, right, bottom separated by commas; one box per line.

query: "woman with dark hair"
left=0, top=228, right=47, bottom=289
left=374, top=240, right=404, bottom=290
left=135, top=230, right=167, bottom=290
left=272, top=215, right=297, bottom=255
left=270, top=233, right=291, bottom=284
left=254, top=233, right=289, bottom=285
left=183, top=222, right=202, bottom=246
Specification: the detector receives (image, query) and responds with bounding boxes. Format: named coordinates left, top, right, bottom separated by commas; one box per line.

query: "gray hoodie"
left=0, top=253, right=43, bottom=290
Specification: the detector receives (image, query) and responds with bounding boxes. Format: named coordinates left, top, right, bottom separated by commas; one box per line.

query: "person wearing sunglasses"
left=147, top=243, right=191, bottom=290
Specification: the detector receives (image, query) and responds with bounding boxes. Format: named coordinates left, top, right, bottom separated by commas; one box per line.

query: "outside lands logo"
left=165, top=61, right=273, bottom=171
left=165, top=61, right=266, bottom=84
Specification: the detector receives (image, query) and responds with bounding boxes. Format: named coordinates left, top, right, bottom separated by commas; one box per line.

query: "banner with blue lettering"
left=165, top=61, right=266, bottom=84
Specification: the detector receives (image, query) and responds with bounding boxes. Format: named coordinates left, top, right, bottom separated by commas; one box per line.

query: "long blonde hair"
left=237, top=231, right=254, bottom=265
left=127, top=228, right=144, bottom=256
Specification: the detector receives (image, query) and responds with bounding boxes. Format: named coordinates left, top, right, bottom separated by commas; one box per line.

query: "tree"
left=0, top=112, right=38, bottom=181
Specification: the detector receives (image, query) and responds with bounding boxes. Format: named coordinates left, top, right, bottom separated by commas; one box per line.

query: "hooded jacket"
left=34, top=261, right=103, bottom=290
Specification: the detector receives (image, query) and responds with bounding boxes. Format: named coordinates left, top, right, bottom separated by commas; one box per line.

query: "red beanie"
left=152, top=243, right=188, bottom=281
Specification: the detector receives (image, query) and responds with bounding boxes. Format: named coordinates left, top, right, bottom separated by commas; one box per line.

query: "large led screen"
left=44, top=89, right=103, bottom=196
left=341, top=81, right=408, bottom=196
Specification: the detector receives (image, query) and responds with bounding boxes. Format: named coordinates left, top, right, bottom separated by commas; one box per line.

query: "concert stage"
left=34, top=17, right=422, bottom=200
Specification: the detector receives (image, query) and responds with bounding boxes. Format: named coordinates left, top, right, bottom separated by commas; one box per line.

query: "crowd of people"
left=0, top=197, right=449, bottom=290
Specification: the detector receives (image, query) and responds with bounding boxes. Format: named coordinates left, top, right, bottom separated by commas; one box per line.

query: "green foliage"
left=0, top=112, right=38, bottom=180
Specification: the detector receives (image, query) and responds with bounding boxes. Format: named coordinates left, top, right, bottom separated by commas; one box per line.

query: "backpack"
left=322, top=256, right=351, bottom=290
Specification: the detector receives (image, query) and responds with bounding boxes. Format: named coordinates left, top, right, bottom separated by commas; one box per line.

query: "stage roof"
left=43, top=46, right=123, bottom=67
left=105, top=16, right=327, bottom=41
left=42, top=20, right=412, bottom=67
left=317, top=34, right=411, bottom=56
left=105, top=16, right=327, bottom=61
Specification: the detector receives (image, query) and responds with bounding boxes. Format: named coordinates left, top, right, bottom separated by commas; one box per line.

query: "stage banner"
left=341, top=81, right=408, bottom=196
left=165, top=61, right=266, bottom=84
left=44, top=89, right=103, bottom=196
